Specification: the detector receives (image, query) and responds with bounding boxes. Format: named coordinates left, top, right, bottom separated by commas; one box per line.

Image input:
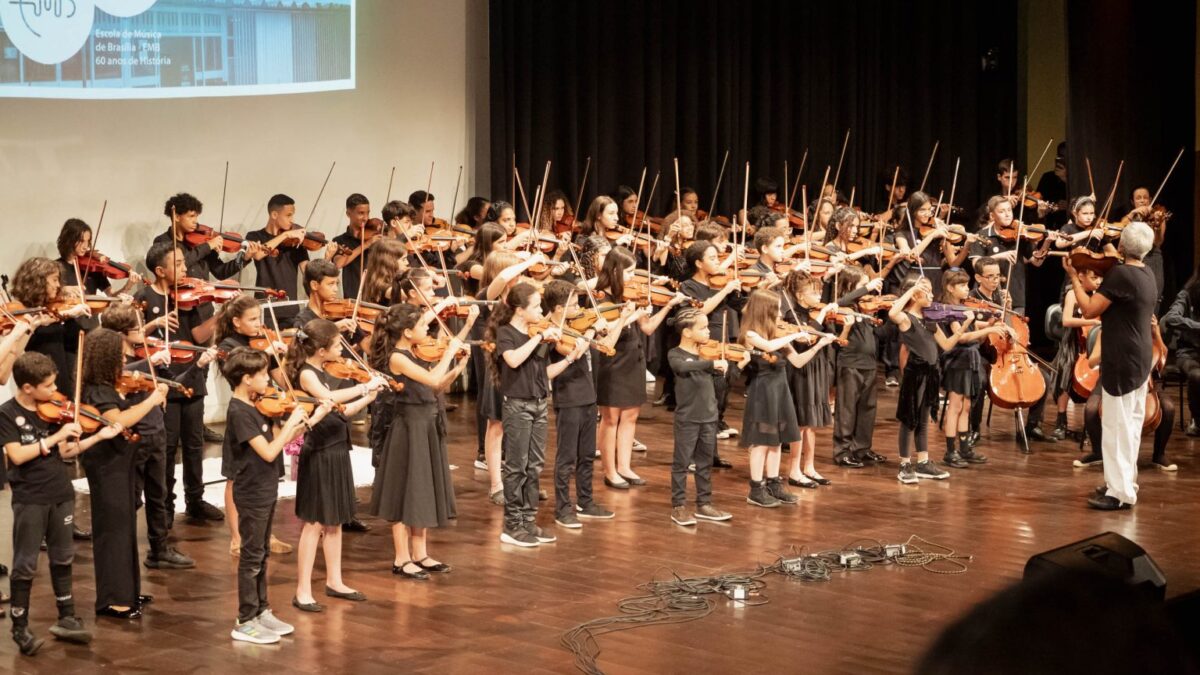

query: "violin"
left=621, top=279, right=696, bottom=308
left=552, top=214, right=577, bottom=236
left=321, top=298, right=387, bottom=333
left=696, top=340, right=775, bottom=363
left=844, top=239, right=901, bottom=261
left=411, top=337, right=493, bottom=362
left=437, top=298, right=497, bottom=320
left=777, top=320, right=848, bottom=346
left=1015, top=189, right=1059, bottom=213
left=567, top=303, right=624, bottom=333
left=605, top=225, right=672, bottom=253
left=923, top=302, right=1002, bottom=323
left=133, top=337, right=225, bottom=364
left=856, top=294, right=897, bottom=313
left=768, top=202, right=807, bottom=229
left=183, top=224, right=248, bottom=254
left=49, top=294, right=138, bottom=316
left=815, top=305, right=882, bottom=326
left=248, top=328, right=296, bottom=352
left=917, top=221, right=981, bottom=245
left=993, top=220, right=1062, bottom=243
left=622, top=210, right=664, bottom=232
left=706, top=268, right=773, bottom=291
left=1068, top=245, right=1122, bottom=276
left=0, top=302, right=53, bottom=333
left=116, top=370, right=193, bottom=399
left=321, top=357, right=405, bottom=392
left=280, top=229, right=350, bottom=255
left=171, top=277, right=286, bottom=310
left=527, top=319, right=615, bottom=356
left=36, top=391, right=139, bottom=442
left=253, top=386, right=343, bottom=418
left=76, top=252, right=135, bottom=280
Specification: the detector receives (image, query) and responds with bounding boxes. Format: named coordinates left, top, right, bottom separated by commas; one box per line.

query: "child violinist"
left=739, top=289, right=833, bottom=506
left=9, top=257, right=93, bottom=393
left=221, top=347, right=331, bottom=644
left=887, top=276, right=975, bottom=484
left=368, top=303, right=473, bottom=577
left=0, top=352, right=124, bottom=655
left=936, top=270, right=1007, bottom=468
left=780, top=272, right=841, bottom=487
left=286, top=318, right=387, bottom=611
left=829, top=267, right=888, bottom=467
left=293, top=259, right=360, bottom=336
left=56, top=217, right=142, bottom=298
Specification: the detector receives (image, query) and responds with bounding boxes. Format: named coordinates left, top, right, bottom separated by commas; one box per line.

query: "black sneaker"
left=12, top=626, right=43, bottom=656
left=766, top=477, right=799, bottom=504
left=897, top=462, right=918, bottom=484
left=1050, top=424, right=1068, bottom=441
left=1027, top=426, right=1056, bottom=443
left=915, top=460, right=950, bottom=480
left=342, top=518, right=370, bottom=532
left=834, top=455, right=865, bottom=469
left=186, top=501, right=225, bottom=522
left=49, top=616, right=92, bottom=644
left=203, top=425, right=223, bottom=443
left=1087, top=494, right=1132, bottom=510
left=885, top=375, right=900, bottom=387
left=860, top=450, right=887, bottom=464
left=527, top=524, right=557, bottom=544
left=555, top=512, right=582, bottom=529
left=942, top=451, right=969, bottom=469
left=966, top=431, right=980, bottom=447
left=746, top=481, right=780, bottom=508
left=712, top=455, right=734, bottom=469
left=576, top=504, right=615, bottom=519
left=499, top=528, right=539, bottom=547
left=959, top=448, right=989, bottom=464
left=1073, top=452, right=1103, bottom=467
left=145, top=547, right=196, bottom=569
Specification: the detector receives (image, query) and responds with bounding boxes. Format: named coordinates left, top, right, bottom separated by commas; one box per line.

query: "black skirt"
left=788, top=354, right=833, bottom=428
left=1049, top=332, right=1079, bottom=398
left=895, top=360, right=941, bottom=428
left=295, top=441, right=356, bottom=526
left=370, top=402, right=456, bottom=528
left=595, top=325, right=647, bottom=408
left=741, top=358, right=801, bottom=447
left=478, top=367, right=505, bottom=421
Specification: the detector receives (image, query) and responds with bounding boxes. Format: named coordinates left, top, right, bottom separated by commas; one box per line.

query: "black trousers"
left=501, top=397, right=548, bottom=531
left=81, top=444, right=140, bottom=610
left=164, top=397, right=206, bottom=515
left=9, top=499, right=75, bottom=626
left=878, top=321, right=900, bottom=377
left=714, top=364, right=739, bottom=426
left=833, top=366, right=878, bottom=460
left=471, top=345, right=488, bottom=455
left=236, top=500, right=275, bottom=623
left=671, top=419, right=715, bottom=507
left=553, top=404, right=597, bottom=518
left=133, top=431, right=170, bottom=554
left=1177, top=354, right=1200, bottom=422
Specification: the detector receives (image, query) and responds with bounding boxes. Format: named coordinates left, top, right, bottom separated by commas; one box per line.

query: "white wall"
left=0, top=0, right=490, bottom=409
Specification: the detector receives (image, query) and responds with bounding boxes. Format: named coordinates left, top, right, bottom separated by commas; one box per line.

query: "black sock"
left=958, top=434, right=970, bottom=454
left=50, top=564, right=75, bottom=619
left=1056, top=411, right=1068, bottom=426
left=9, top=578, right=32, bottom=629
left=945, top=436, right=956, bottom=455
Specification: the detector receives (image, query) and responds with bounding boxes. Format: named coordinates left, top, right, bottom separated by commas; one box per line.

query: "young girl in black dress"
left=887, top=276, right=975, bottom=484
left=369, top=303, right=474, bottom=577
left=81, top=328, right=168, bottom=619
left=740, top=289, right=835, bottom=507
left=1047, top=267, right=1102, bottom=441
left=781, top=271, right=843, bottom=486
left=937, top=270, right=1005, bottom=467
left=593, top=247, right=687, bottom=488
left=286, top=319, right=386, bottom=610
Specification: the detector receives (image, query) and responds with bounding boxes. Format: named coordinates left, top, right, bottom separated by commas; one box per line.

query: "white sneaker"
left=473, top=458, right=488, bottom=470
left=631, top=438, right=647, bottom=451
left=231, top=619, right=280, bottom=644
left=716, top=428, right=733, bottom=440
left=256, top=609, right=294, bottom=636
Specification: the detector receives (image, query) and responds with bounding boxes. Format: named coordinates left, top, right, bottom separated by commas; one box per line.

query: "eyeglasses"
left=980, top=274, right=1002, bottom=279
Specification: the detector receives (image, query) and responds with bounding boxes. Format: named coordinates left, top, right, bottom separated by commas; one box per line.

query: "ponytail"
left=284, top=318, right=339, bottom=387
left=369, top=304, right=423, bottom=372
left=485, top=282, right=538, bottom=385
left=215, top=295, right=259, bottom=344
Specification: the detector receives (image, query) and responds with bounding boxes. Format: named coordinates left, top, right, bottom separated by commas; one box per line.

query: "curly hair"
left=10, top=257, right=61, bottom=306
left=56, top=218, right=92, bottom=260
left=485, top=282, right=539, bottom=386
left=82, top=327, right=124, bottom=387
left=369, top=303, right=424, bottom=372
left=164, top=193, right=203, bottom=219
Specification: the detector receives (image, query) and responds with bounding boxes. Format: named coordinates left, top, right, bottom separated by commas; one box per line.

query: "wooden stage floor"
left=2, top=376, right=1197, bottom=674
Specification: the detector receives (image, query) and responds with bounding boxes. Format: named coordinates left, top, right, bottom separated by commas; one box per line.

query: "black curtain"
left=1066, top=0, right=1196, bottom=311
left=490, top=0, right=1018, bottom=218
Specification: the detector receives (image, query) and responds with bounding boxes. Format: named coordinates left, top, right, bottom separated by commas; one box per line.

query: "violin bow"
left=1084, top=157, right=1096, bottom=198
left=639, top=171, right=661, bottom=243
left=629, top=167, right=648, bottom=238
left=1148, top=147, right=1185, bottom=208
left=1098, top=160, right=1124, bottom=224
left=737, top=162, right=750, bottom=284
left=573, top=157, right=591, bottom=221
left=384, top=166, right=396, bottom=206
left=303, top=161, right=336, bottom=233
left=918, top=140, right=939, bottom=194
left=262, top=298, right=300, bottom=401
left=133, top=307, right=164, bottom=409
left=800, top=185, right=810, bottom=266
left=705, top=149, right=730, bottom=223
left=449, top=164, right=464, bottom=227
left=879, top=166, right=899, bottom=272
left=831, top=129, right=851, bottom=199
left=904, top=202, right=924, bottom=280
left=410, top=283, right=456, bottom=342
left=74, top=332, right=84, bottom=426
left=219, top=160, right=229, bottom=234
left=720, top=312, right=728, bottom=362
left=674, top=157, right=684, bottom=244
left=535, top=160, right=552, bottom=243
left=92, top=199, right=108, bottom=261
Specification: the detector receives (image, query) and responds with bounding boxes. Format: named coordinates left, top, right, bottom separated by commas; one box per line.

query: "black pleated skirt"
left=295, top=442, right=356, bottom=526
left=370, top=403, right=456, bottom=528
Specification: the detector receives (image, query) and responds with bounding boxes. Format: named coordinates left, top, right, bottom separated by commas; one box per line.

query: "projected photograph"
left=0, top=0, right=354, bottom=98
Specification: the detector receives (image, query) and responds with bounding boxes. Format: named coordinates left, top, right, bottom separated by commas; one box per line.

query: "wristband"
left=38, top=438, right=47, bottom=453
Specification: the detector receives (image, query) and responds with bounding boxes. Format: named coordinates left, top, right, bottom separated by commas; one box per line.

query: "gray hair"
left=1119, top=221, right=1154, bottom=261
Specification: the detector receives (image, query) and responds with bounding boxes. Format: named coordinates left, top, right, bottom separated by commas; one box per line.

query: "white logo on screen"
left=0, top=0, right=156, bottom=65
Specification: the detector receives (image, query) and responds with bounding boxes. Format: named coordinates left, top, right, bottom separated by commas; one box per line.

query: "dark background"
left=491, top=0, right=1195, bottom=338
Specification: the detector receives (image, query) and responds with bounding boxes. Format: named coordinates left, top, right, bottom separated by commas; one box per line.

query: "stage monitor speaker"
left=1024, top=531, right=1166, bottom=602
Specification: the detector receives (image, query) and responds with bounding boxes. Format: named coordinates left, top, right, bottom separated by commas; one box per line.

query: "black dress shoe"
left=292, top=597, right=324, bottom=612
left=787, top=476, right=819, bottom=489
left=1026, top=426, right=1056, bottom=443
left=834, top=455, right=864, bottom=469
left=324, top=586, right=367, bottom=601
left=803, top=473, right=832, bottom=486
left=203, top=425, right=223, bottom=443
left=73, top=527, right=91, bottom=541
left=617, top=473, right=646, bottom=486
left=416, top=558, right=452, bottom=573
left=96, top=605, right=142, bottom=619
left=137, top=594, right=154, bottom=606
left=0, top=562, right=8, bottom=576
left=712, top=456, right=733, bottom=469
left=342, top=518, right=370, bottom=533
left=604, top=477, right=631, bottom=490
left=392, top=562, right=430, bottom=580
left=1087, top=494, right=1131, bottom=511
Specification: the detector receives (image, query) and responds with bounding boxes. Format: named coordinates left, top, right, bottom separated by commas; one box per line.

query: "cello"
left=986, top=307, right=1046, bottom=410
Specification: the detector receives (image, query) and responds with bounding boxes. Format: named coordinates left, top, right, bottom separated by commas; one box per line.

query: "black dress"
left=595, top=323, right=647, bottom=408
left=896, top=312, right=941, bottom=428
left=294, top=364, right=356, bottom=525
left=477, top=288, right=505, bottom=421
left=370, top=349, right=456, bottom=527
left=740, top=349, right=801, bottom=447
left=81, top=384, right=140, bottom=610
left=785, top=311, right=833, bottom=427
left=939, top=318, right=984, bottom=397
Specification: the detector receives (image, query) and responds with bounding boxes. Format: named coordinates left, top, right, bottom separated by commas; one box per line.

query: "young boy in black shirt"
left=668, top=309, right=747, bottom=526
left=221, top=348, right=330, bottom=644
left=246, top=193, right=331, bottom=325
left=542, top=281, right=615, bottom=529
left=0, top=353, right=121, bottom=655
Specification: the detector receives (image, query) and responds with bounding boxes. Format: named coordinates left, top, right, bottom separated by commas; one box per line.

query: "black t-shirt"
left=133, top=285, right=209, bottom=400
left=152, top=229, right=248, bottom=324
left=549, top=350, right=595, bottom=409
left=680, top=278, right=742, bottom=341
left=669, top=347, right=718, bottom=423
left=496, top=324, right=549, bottom=399
left=333, top=229, right=366, bottom=300
left=1097, top=264, right=1157, bottom=396
left=0, top=399, right=74, bottom=504
left=25, top=322, right=75, bottom=394
left=968, top=225, right=1032, bottom=309
left=900, top=312, right=940, bottom=365
left=225, top=398, right=282, bottom=507
left=83, top=383, right=133, bottom=464
left=245, top=228, right=309, bottom=322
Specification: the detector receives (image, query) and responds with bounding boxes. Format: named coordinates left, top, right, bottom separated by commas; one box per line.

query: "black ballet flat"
left=137, top=594, right=154, bottom=606
left=292, top=596, right=325, bottom=613
left=96, top=605, right=142, bottom=620
left=604, top=477, right=631, bottom=490
left=324, top=586, right=367, bottom=602
left=787, top=476, right=819, bottom=489
left=712, top=456, right=733, bottom=469
left=617, top=473, right=646, bottom=486
left=392, top=562, right=430, bottom=580
left=416, top=558, right=452, bottom=574
left=804, top=474, right=832, bottom=486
